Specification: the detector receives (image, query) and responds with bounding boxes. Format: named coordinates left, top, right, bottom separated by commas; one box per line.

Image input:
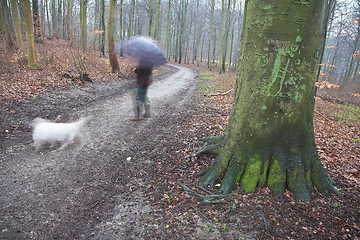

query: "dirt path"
left=1, top=64, right=199, bottom=239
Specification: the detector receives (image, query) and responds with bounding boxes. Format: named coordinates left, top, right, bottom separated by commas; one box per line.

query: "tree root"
left=195, top=134, right=342, bottom=201
left=195, top=135, right=225, bottom=156
left=179, top=183, right=227, bottom=204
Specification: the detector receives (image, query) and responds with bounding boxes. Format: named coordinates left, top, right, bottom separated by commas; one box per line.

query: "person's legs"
left=143, top=94, right=150, bottom=118
left=130, top=87, right=147, bottom=121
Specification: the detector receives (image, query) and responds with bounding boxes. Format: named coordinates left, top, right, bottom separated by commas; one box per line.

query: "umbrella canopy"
left=118, top=36, right=167, bottom=68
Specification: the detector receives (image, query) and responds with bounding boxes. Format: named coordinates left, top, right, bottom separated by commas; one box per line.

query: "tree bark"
left=0, top=0, right=15, bottom=50
left=129, top=0, right=136, bottom=37
left=68, top=0, right=73, bottom=44
left=99, top=0, right=105, bottom=56
left=226, top=0, right=236, bottom=71
left=207, top=0, right=215, bottom=70
left=153, top=0, right=161, bottom=39
left=33, top=0, right=42, bottom=43
left=10, top=0, right=25, bottom=55
left=80, top=0, right=87, bottom=53
left=23, top=0, right=36, bottom=67
left=197, top=0, right=341, bottom=201
left=119, top=0, right=123, bottom=41
left=218, top=0, right=225, bottom=74
left=107, top=0, right=120, bottom=72
left=164, top=0, right=171, bottom=59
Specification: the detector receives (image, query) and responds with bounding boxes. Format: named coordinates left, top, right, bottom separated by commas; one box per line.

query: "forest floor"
left=1, top=39, right=359, bottom=239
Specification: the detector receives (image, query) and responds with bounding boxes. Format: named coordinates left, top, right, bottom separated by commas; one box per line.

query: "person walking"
left=130, top=58, right=154, bottom=121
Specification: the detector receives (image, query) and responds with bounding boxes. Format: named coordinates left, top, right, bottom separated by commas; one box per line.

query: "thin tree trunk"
left=33, top=0, right=42, bottom=43
left=100, top=0, right=105, bottom=56
left=208, top=0, right=215, bottom=70
left=164, top=0, right=171, bottom=59
left=221, top=0, right=231, bottom=72
left=80, top=0, right=87, bottom=53
left=10, top=0, right=25, bottom=55
left=194, top=0, right=199, bottom=64
left=107, top=0, right=120, bottom=72
left=23, top=0, right=36, bottom=67
left=218, top=0, right=225, bottom=73
left=68, top=0, right=73, bottom=44
left=119, top=0, right=123, bottom=41
left=151, top=0, right=161, bottom=39
left=226, top=0, right=236, bottom=71
left=93, top=0, right=99, bottom=48
left=129, top=0, right=136, bottom=37
left=0, top=0, right=15, bottom=49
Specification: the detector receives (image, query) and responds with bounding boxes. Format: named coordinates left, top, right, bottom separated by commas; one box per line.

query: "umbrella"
left=118, top=36, right=167, bottom=68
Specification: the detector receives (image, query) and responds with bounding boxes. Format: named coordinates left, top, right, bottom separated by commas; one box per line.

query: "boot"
left=129, top=106, right=141, bottom=121
left=143, top=105, right=151, bottom=118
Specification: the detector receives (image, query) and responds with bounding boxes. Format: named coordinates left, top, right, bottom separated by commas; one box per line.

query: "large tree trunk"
left=197, top=0, right=341, bottom=201
left=107, top=0, right=119, bottom=72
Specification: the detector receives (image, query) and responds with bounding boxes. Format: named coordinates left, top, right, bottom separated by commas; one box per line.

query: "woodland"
left=0, top=0, right=360, bottom=239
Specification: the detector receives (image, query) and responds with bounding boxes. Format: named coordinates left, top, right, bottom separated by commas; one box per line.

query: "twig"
left=205, top=89, right=233, bottom=97
left=190, top=205, right=212, bottom=224
left=314, top=110, right=331, bottom=121
left=254, top=209, right=268, bottom=224
left=92, top=201, right=100, bottom=208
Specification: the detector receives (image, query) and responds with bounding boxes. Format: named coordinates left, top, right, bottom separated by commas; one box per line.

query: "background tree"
left=129, top=0, right=136, bottom=37
left=218, top=0, right=225, bottom=74
left=151, top=0, right=161, bottom=40
left=207, top=0, right=215, bottom=70
left=80, top=0, right=87, bottom=53
left=196, top=0, right=341, bottom=201
left=164, top=0, right=172, bottom=60
left=0, top=0, right=15, bottom=52
left=23, top=0, right=36, bottom=67
left=51, top=0, right=57, bottom=37
left=107, top=0, right=120, bottom=72
left=226, top=0, right=237, bottom=71
left=100, top=0, right=105, bottom=56
left=67, top=0, right=73, bottom=44
left=119, top=0, right=124, bottom=41
left=33, top=0, right=42, bottom=43
left=10, top=0, right=25, bottom=56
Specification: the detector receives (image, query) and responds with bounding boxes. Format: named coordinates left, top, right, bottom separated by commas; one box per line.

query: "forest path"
left=0, top=64, right=201, bottom=239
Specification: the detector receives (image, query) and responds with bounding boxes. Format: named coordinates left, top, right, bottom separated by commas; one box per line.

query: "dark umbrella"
left=118, top=36, right=167, bottom=68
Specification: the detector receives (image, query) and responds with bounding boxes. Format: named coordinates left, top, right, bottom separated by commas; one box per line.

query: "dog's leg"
left=35, top=141, right=42, bottom=152
left=56, top=132, right=76, bottom=151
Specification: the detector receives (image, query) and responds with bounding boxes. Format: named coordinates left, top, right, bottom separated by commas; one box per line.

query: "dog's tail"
left=74, top=116, right=91, bottom=128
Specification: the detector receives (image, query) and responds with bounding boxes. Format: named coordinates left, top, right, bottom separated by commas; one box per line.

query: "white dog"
left=32, top=117, right=88, bottom=151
